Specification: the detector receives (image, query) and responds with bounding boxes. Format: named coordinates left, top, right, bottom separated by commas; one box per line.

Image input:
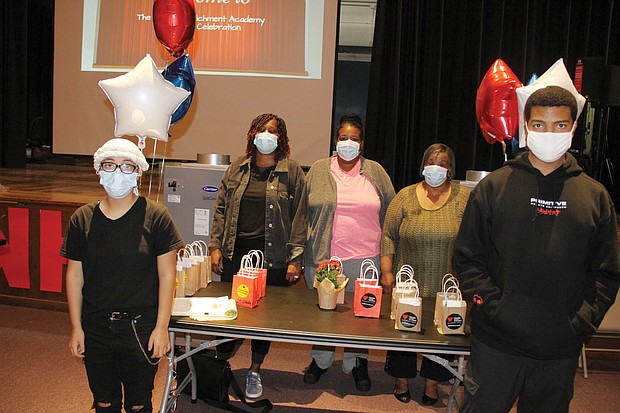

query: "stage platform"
left=0, top=163, right=165, bottom=310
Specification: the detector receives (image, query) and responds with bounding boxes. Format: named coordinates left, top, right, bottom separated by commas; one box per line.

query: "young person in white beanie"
left=454, top=61, right=620, bottom=412
left=61, top=138, right=183, bottom=413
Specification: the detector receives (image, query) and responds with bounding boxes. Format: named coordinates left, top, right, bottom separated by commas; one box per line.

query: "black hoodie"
left=454, top=153, right=620, bottom=359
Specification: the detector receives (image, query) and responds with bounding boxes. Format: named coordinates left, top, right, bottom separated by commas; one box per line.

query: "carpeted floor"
left=1, top=304, right=618, bottom=413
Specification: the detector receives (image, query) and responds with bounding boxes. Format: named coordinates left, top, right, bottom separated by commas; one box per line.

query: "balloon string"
left=157, top=141, right=168, bottom=203
left=148, top=139, right=157, bottom=198
left=502, top=141, right=507, bottom=163
left=137, top=136, right=145, bottom=196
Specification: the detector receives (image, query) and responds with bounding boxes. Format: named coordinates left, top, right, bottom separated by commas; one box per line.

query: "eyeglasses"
left=100, top=162, right=138, bottom=174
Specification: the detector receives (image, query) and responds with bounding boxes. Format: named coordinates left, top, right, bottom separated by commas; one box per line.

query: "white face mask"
left=99, top=169, right=138, bottom=199
left=336, top=140, right=361, bottom=161
left=526, top=124, right=575, bottom=163
left=253, top=132, right=278, bottom=154
left=423, top=165, right=448, bottom=187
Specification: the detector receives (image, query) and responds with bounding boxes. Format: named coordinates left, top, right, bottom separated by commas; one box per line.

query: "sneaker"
left=351, top=358, right=371, bottom=392
left=303, top=359, right=328, bottom=384
left=245, top=371, right=263, bottom=399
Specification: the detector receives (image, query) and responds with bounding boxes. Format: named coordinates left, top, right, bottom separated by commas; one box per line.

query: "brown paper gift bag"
left=436, top=285, right=466, bottom=335
left=434, top=274, right=460, bottom=327
left=391, top=264, right=415, bottom=320
left=395, top=279, right=422, bottom=332
left=191, top=240, right=210, bottom=289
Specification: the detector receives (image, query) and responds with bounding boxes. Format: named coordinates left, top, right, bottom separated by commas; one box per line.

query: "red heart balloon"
left=476, top=59, right=523, bottom=144
left=153, top=0, right=196, bottom=58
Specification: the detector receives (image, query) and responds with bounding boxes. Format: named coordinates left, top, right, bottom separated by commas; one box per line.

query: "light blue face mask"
left=336, top=140, right=361, bottom=161
left=254, top=132, right=278, bottom=154
left=422, top=165, right=448, bottom=187
left=99, top=169, right=138, bottom=199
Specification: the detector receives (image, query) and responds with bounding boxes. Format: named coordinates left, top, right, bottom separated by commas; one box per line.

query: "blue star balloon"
left=526, top=73, right=538, bottom=86
left=163, top=54, right=196, bottom=125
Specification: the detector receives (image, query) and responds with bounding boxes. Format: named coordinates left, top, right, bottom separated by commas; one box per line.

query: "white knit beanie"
left=93, top=138, right=149, bottom=172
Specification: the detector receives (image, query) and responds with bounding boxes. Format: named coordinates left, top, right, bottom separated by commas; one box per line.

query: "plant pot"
left=317, top=287, right=338, bottom=310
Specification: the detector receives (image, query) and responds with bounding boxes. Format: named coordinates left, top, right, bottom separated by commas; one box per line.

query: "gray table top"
left=170, top=282, right=470, bottom=355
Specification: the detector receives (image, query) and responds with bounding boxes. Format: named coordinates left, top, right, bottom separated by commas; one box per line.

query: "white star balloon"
left=99, top=54, right=191, bottom=142
left=516, top=58, right=586, bottom=148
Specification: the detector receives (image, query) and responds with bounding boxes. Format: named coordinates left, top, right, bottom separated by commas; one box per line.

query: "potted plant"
left=314, top=258, right=348, bottom=310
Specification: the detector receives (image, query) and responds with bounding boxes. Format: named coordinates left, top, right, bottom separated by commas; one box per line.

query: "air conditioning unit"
left=339, top=1, right=376, bottom=48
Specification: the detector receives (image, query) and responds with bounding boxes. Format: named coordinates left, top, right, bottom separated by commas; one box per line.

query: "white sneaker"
left=245, top=371, right=263, bottom=399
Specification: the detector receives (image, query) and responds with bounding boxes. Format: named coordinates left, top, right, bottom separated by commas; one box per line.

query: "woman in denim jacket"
left=209, top=113, right=308, bottom=399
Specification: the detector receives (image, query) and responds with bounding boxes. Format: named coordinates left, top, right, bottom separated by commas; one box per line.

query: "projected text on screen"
left=81, top=0, right=325, bottom=79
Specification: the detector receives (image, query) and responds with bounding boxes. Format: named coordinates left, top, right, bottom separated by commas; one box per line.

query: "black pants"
left=82, top=314, right=158, bottom=413
left=384, top=350, right=455, bottom=382
left=217, top=236, right=288, bottom=364
left=462, top=335, right=578, bottom=413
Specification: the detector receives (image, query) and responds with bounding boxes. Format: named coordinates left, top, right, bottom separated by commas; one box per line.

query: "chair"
left=580, top=289, right=620, bottom=378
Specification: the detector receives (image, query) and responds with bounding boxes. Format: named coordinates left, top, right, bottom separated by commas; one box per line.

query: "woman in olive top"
left=381, top=143, right=470, bottom=406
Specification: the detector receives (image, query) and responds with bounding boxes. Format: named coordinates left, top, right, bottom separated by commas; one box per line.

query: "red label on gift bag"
left=231, top=273, right=259, bottom=308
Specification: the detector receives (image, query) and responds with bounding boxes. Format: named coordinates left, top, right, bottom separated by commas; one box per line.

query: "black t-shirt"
left=237, top=163, right=275, bottom=239
left=60, top=197, right=184, bottom=317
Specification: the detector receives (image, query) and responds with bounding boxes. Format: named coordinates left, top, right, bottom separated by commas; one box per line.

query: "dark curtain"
left=365, top=0, right=620, bottom=192
left=0, top=0, right=53, bottom=168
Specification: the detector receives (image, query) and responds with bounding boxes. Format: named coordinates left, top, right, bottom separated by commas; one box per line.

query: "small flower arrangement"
left=315, top=259, right=343, bottom=289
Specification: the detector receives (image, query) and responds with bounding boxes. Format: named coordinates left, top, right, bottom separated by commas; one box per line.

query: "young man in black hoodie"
left=454, top=85, right=620, bottom=412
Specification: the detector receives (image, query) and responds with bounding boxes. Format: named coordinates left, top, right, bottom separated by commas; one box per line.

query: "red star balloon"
left=476, top=59, right=523, bottom=144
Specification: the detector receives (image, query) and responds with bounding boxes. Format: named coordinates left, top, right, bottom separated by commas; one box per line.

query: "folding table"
left=161, top=282, right=470, bottom=412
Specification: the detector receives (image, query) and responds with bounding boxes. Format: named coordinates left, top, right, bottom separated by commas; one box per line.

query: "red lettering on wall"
left=40, top=210, right=67, bottom=292
left=0, top=208, right=30, bottom=288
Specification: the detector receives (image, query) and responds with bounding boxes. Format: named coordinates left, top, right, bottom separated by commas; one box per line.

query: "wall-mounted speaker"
left=579, top=57, right=606, bottom=102
left=604, top=65, right=620, bottom=107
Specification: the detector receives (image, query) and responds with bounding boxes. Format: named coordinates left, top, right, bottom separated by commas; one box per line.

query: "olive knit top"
left=381, top=181, right=470, bottom=297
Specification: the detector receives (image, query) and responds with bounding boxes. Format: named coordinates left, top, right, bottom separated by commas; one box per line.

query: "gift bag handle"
left=191, top=240, right=207, bottom=261
left=248, top=250, right=265, bottom=268
left=195, top=240, right=209, bottom=256
left=359, top=261, right=379, bottom=285
left=442, top=274, right=459, bottom=292
left=400, top=279, right=419, bottom=299
left=185, top=244, right=198, bottom=266
left=328, top=256, right=344, bottom=272
left=443, top=285, right=462, bottom=303
left=396, top=265, right=415, bottom=287
left=442, top=273, right=458, bottom=286
left=176, top=248, right=188, bottom=269
left=360, top=258, right=376, bottom=276
left=192, top=241, right=203, bottom=255
left=240, top=254, right=253, bottom=270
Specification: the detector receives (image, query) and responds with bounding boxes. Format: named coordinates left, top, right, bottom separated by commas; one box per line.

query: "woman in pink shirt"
left=303, top=113, right=395, bottom=392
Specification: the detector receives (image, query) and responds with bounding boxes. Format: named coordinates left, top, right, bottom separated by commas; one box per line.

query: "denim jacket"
left=209, top=155, right=308, bottom=268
